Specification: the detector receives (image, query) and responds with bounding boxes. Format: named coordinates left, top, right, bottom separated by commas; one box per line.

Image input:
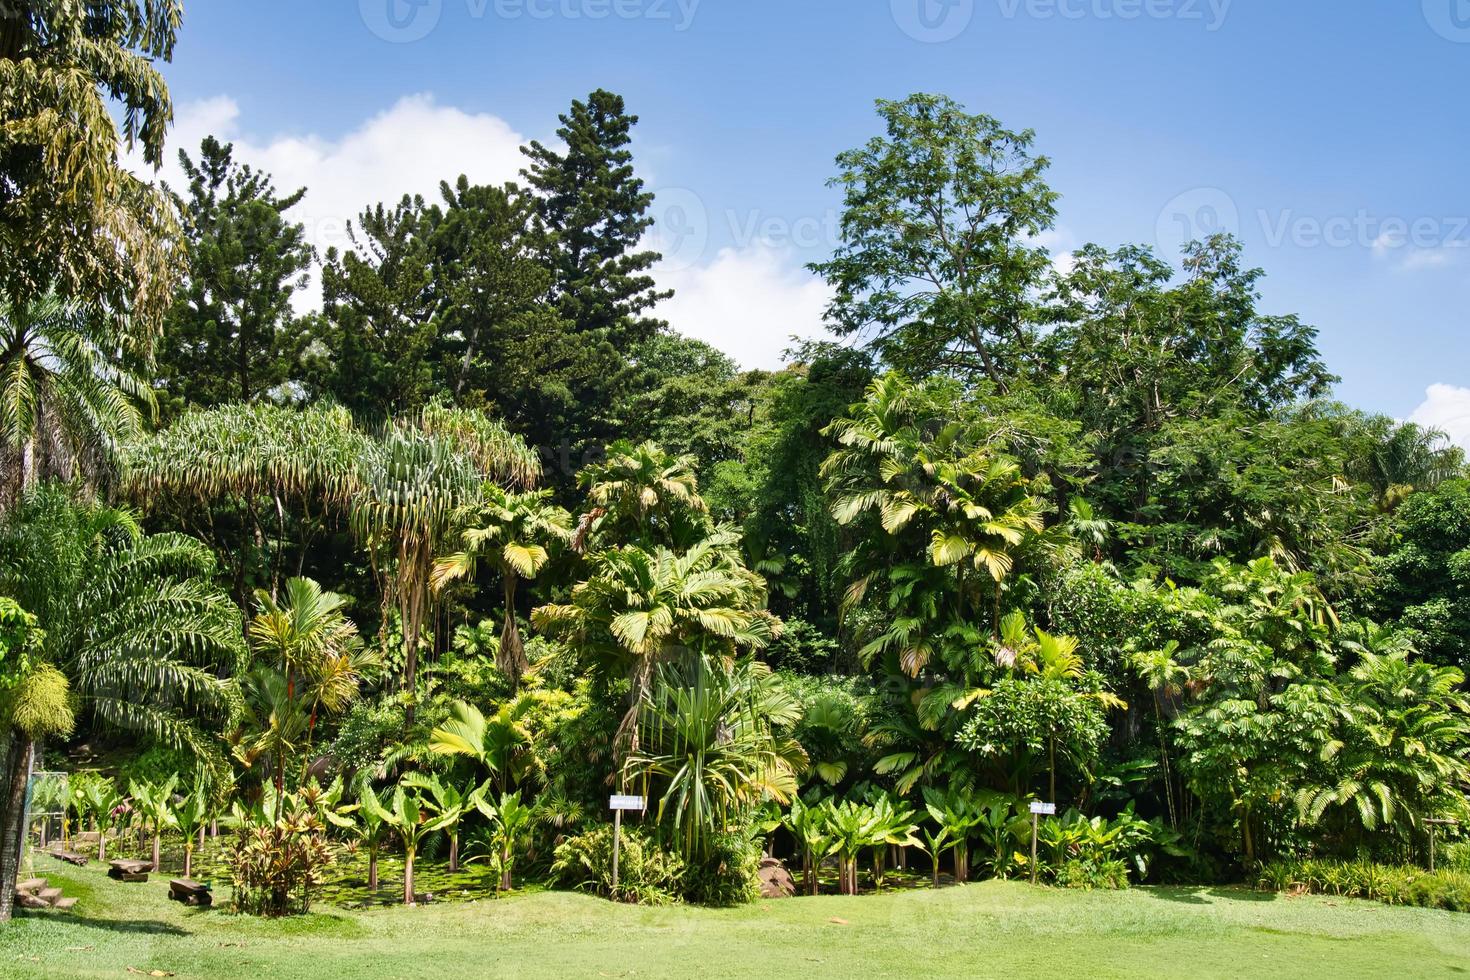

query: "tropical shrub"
left=1259, top=859, right=1470, bottom=913
left=551, top=824, right=686, bottom=905
left=681, top=829, right=763, bottom=907
left=225, top=790, right=336, bottom=916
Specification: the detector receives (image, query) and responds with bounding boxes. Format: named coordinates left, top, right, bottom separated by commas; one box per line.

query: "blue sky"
left=146, top=1, right=1470, bottom=437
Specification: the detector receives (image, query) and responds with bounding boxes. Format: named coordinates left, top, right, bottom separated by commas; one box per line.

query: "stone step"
left=52, top=897, right=78, bottom=911
left=16, top=892, right=51, bottom=910
left=15, top=878, right=46, bottom=894
left=36, top=887, right=63, bottom=904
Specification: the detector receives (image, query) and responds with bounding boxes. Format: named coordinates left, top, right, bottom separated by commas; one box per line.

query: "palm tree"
left=627, top=656, right=805, bottom=858
left=433, top=488, right=571, bottom=690
left=474, top=790, right=534, bottom=891
left=229, top=667, right=309, bottom=795
left=335, top=782, right=390, bottom=892
left=577, top=440, right=708, bottom=549
left=534, top=531, right=779, bottom=764
left=823, top=373, right=1049, bottom=655
left=352, top=408, right=538, bottom=719
left=1298, top=647, right=1470, bottom=838
left=174, top=782, right=209, bottom=878
left=0, top=482, right=241, bottom=775
left=0, top=293, right=156, bottom=508
left=249, top=577, right=377, bottom=777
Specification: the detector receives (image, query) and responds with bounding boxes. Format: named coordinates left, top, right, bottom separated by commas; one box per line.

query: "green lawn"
left=5, top=852, right=1470, bottom=979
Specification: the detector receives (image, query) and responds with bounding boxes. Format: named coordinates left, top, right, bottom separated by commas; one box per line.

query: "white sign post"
left=609, top=794, right=645, bottom=894
left=1029, top=801, right=1056, bottom=884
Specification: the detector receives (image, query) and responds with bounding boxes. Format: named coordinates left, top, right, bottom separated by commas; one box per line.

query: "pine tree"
left=521, top=90, right=670, bottom=350
left=156, top=137, right=315, bottom=412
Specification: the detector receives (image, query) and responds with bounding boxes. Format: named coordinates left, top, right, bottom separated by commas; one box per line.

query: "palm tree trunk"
left=368, top=844, right=379, bottom=891
left=1048, top=737, right=1057, bottom=804
left=97, top=825, right=107, bottom=863
left=152, top=831, right=161, bottom=870
left=500, top=842, right=512, bottom=891
left=500, top=573, right=524, bottom=692
left=184, top=844, right=193, bottom=878
left=404, top=845, right=415, bottom=905
left=0, top=732, right=34, bottom=922
left=449, top=831, right=459, bottom=873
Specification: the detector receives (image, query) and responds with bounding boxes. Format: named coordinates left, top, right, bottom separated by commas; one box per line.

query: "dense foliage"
left=2, top=4, right=1468, bottom=921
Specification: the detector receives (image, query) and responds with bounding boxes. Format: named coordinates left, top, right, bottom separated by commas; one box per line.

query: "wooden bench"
left=49, top=848, right=88, bottom=866
left=107, top=858, right=153, bottom=882
left=168, top=878, right=212, bottom=908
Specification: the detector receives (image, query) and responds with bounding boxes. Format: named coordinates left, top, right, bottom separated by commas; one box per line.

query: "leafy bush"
left=681, top=830, right=763, bottom=907
left=551, top=824, right=686, bottom=906
left=1054, top=858, right=1130, bottom=890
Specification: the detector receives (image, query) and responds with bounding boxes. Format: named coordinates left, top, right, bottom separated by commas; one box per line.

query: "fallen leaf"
left=828, top=916, right=849, bottom=925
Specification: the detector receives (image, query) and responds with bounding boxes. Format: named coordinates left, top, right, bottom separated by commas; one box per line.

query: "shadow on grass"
left=1143, top=886, right=1279, bottom=906
left=46, top=913, right=191, bottom=937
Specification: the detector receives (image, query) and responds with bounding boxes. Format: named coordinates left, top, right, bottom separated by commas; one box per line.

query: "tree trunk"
left=368, top=846, right=379, bottom=891
left=500, top=842, right=512, bottom=891
left=184, top=845, right=193, bottom=878
left=1241, top=805, right=1255, bottom=867
left=404, top=846, right=415, bottom=905
left=500, top=574, right=525, bottom=692
left=449, top=832, right=459, bottom=873
left=0, top=732, right=34, bottom=922
left=98, top=827, right=107, bottom=863
left=152, top=832, right=161, bottom=870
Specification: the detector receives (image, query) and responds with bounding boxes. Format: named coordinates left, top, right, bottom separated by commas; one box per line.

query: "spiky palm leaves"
left=125, top=400, right=540, bottom=712
left=627, top=656, right=805, bottom=858
left=433, top=487, right=571, bottom=689
left=0, top=484, right=241, bottom=759
left=0, top=294, right=156, bottom=507
left=533, top=530, right=778, bottom=764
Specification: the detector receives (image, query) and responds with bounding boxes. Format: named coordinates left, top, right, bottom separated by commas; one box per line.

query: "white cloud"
left=654, top=245, right=832, bottom=370
left=1409, top=383, right=1470, bottom=452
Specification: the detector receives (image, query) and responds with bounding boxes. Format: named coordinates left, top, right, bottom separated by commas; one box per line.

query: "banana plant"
left=402, top=772, right=487, bottom=873
left=474, top=790, right=533, bottom=891
left=128, top=774, right=179, bottom=871
left=364, top=785, right=453, bottom=905
left=820, top=799, right=892, bottom=896
left=865, top=794, right=920, bottom=891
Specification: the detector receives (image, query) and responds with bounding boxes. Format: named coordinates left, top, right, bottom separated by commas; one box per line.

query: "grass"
left=5, top=852, right=1470, bottom=979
